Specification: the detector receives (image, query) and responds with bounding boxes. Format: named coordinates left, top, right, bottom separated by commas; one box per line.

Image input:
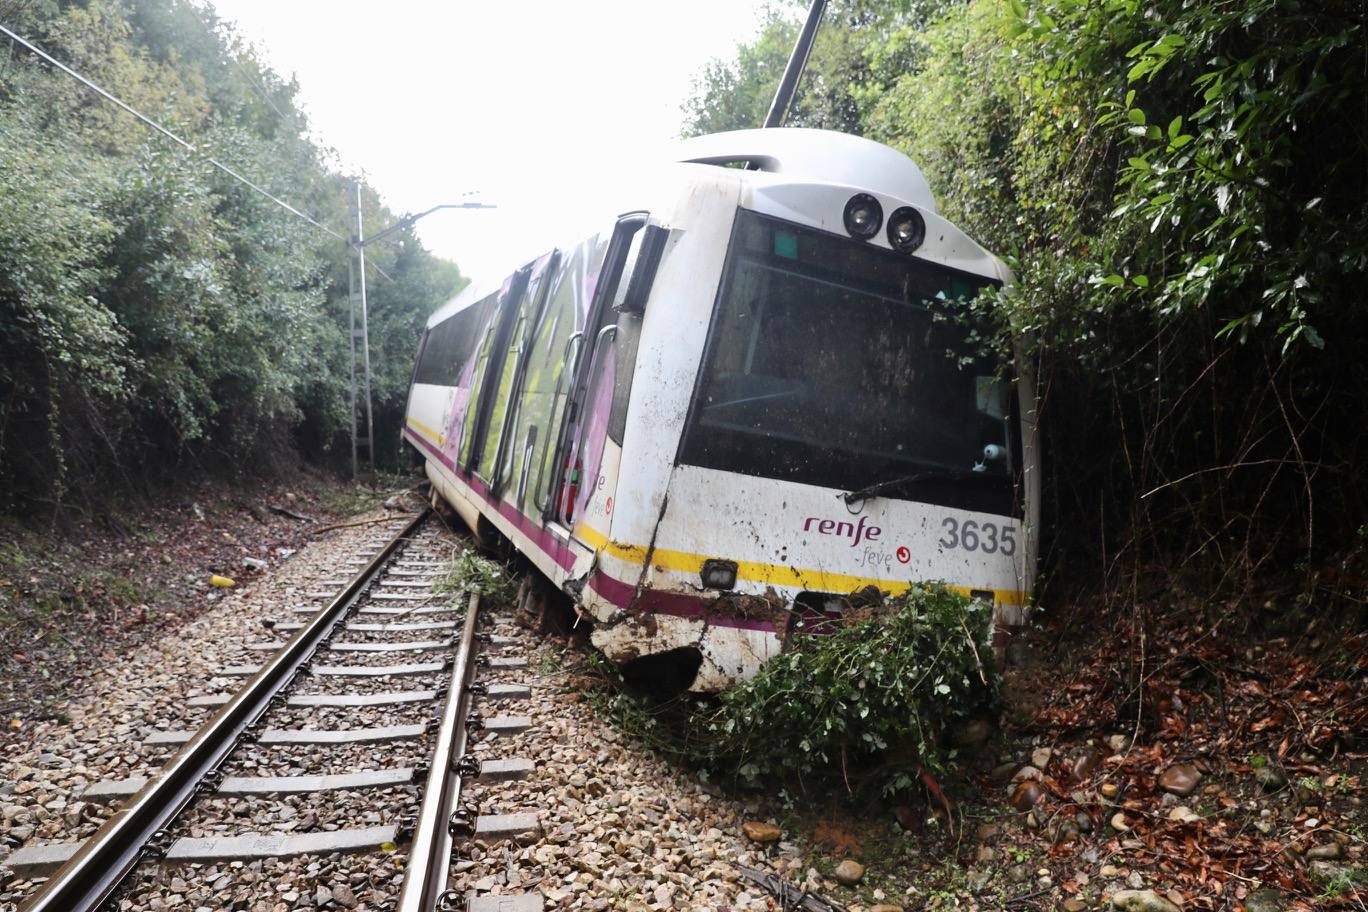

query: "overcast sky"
left=207, top=0, right=775, bottom=285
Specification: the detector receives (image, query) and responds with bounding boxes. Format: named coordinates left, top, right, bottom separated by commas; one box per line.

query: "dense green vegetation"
left=709, top=584, right=995, bottom=792
left=0, top=0, right=465, bottom=516
left=687, top=0, right=1368, bottom=600
left=593, top=584, right=996, bottom=797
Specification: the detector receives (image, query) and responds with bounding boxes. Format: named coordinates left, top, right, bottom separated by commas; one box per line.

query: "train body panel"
left=403, top=128, right=1040, bottom=691
left=580, top=463, right=1029, bottom=688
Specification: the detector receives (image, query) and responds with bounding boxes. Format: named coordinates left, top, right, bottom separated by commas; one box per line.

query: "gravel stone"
left=0, top=520, right=811, bottom=911
left=0, top=519, right=439, bottom=908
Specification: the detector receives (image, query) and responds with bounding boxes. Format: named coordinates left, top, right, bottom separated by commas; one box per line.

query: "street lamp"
left=347, top=182, right=495, bottom=476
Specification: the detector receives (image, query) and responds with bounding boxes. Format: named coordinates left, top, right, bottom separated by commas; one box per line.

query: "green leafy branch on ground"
left=714, top=584, right=997, bottom=790
left=590, top=583, right=998, bottom=799
left=434, top=550, right=518, bottom=607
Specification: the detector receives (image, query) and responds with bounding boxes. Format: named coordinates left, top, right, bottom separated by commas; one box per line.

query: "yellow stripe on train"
left=574, top=523, right=1028, bottom=606
left=406, top=417, right=447, bottom=446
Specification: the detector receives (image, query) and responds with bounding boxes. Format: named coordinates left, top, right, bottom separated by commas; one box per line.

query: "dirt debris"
left=0, top=472, right=407, bottom=724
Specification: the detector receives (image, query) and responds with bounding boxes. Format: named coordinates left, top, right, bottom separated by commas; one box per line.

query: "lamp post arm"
left=358, top=202, right=496, bottom=248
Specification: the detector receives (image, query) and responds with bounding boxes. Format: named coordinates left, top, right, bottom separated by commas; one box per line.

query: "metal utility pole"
left=763, top=0, right=828, bottom=128
left=347, top=180, right=375, bottom=477
left=346, top=188, right=495, bottom=477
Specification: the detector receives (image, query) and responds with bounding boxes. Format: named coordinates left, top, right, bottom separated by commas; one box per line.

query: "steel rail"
left=395, top=589, right=481, bottom=912
left=21, top=510, right=433, bottom=912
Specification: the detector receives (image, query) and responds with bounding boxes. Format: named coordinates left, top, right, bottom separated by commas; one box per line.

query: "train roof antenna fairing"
left=674, top=128, right=938, bottom=214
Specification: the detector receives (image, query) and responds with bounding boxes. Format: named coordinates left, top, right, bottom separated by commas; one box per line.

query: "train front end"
left=578, top=129, right=1039, bottom=691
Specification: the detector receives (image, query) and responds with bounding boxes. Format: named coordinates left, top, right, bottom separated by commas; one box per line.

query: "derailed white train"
left=403, top=128, right=1039, bottom=691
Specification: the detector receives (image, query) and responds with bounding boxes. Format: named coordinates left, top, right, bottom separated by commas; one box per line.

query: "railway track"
left=7, top=511, right=546, bottom=912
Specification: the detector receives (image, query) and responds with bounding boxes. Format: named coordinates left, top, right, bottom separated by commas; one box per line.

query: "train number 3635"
left=939, top=517, right=1017, bottom=555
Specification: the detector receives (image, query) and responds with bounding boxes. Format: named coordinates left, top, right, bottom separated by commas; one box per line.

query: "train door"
left=436, top=295, right=500, bottom=463
left=525, top=237, right=605, bottom=521
left=486, top=252, right=559, bottom=501
left=458, top=270, right=530, bottom=477
left=546, top=213, right=658, bottom=543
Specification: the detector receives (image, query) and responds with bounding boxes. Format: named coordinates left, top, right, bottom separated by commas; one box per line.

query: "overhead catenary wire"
left=186, top=1, right=289, bottom=122
left=1, top=20, right=400, bottom=281
left=0, top=20, right=342, bottom=240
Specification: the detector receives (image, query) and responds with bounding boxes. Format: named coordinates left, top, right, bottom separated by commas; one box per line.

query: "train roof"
left=673, top=128, right=937, bottom=214
left=427, top=129, right=950, bottom=329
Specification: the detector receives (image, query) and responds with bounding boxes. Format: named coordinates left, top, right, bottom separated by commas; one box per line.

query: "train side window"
left=607, top=313, right=642, bottom=445
left=458, top=286, right=521, bottom=470
left=616, top=225, right=668, bottom=315
left=605, top=225, right=667, bottom=444
left=470, top=275, right=531, bottom=479
left=413, top=321, right=455, bottom=386
left=414, top=298, right=496, bottom=387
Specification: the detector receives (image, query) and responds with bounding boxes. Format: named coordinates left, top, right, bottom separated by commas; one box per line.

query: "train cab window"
left=679, top=209, right=1021, bottom=518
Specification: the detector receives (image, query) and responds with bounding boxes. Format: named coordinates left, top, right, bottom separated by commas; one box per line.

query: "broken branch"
left=309, top=513, right=417, bottom=536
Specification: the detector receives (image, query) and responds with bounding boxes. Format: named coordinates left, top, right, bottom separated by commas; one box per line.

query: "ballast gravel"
left=221, top=740, right=431, bottom=780
left=0, top=516, right=825, bottom=912
left=444, top=620, right=802, bottom=911
left=0, top=516, right=415, bottom=904
left=295, top=670, right=447, bottom=697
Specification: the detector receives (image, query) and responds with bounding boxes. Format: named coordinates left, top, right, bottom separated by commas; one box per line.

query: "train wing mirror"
left=975, top=376, right=1008, bottom=419
left=615, top=225, right=670, bottom=315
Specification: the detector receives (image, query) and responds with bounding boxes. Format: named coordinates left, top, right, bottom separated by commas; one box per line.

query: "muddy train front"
left=569, top=129, right=1039, bottom=692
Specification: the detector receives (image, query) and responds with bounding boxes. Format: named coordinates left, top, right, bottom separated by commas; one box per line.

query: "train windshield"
left=679, top=208, right=1019, bottom=517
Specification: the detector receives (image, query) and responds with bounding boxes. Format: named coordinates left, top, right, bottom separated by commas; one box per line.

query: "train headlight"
left=700, top=559, right=738, bottom=591
left=887, top=206, right=926, bottom=252
left=842, top=193, right=882, bottom=240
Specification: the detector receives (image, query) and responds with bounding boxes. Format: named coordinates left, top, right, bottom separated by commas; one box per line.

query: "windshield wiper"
left=842, top=468, right=998, bottom=505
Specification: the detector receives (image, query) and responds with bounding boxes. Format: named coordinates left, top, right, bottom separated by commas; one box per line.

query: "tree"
left=681, top=0, right=954, bottom=137
left=681, top=0, right=1368, bottom=596
left=0, top=0, right=466, bottom=513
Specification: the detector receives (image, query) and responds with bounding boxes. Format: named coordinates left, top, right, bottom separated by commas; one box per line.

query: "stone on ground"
left=1110, top=889, right=1182, bottom=912
left=741, top=820, right=781, bottom=843
left=833, top=859, right=864, bottom=885
left=1158, top=763, right=1201, bottom=797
